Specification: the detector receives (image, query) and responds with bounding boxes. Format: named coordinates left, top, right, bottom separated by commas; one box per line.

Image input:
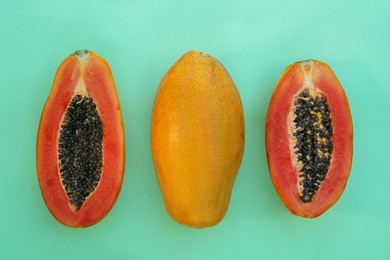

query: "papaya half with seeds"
left=266, top=60, right=353, bottom=218
left=151, top=51, right=245, bottom=228
left=36, top=50, right=125, bottom=227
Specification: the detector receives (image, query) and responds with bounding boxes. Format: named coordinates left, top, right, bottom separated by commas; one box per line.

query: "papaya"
left=265, top=60, right=353, bottom=218
left=151, top=51, right=245, bottom=228
left=36, top=50, right=125, bottom=227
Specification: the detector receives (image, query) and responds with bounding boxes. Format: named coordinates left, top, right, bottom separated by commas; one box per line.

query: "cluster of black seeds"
left=58, top=95, right=103, bottom=210
left=293, top=89, right=333, bottom=203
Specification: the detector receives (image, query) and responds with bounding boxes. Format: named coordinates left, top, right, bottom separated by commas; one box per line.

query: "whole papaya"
left=151, top=51, right=244, bottom=228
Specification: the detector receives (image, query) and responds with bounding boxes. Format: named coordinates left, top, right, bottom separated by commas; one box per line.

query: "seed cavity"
left=292, top=89, right=333, bottom=203
left=58, top=95, right=103, bottom=211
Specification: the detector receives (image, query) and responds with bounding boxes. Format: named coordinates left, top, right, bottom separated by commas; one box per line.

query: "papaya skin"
left=151, top=51, right=245, bottom=228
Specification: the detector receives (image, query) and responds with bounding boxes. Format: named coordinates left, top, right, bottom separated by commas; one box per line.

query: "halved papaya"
left=151, top=51, right=245, bottom=228
left=266, top=60, right=353, bottom=218
left=36, top=50, right=125, bottom=227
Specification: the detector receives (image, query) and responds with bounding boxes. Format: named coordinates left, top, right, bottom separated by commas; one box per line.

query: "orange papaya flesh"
left=151, top=51, right=245, bottom=228
left=266, top=60, right=353, bottom=218
left=36, top=50, right=125, bottom=227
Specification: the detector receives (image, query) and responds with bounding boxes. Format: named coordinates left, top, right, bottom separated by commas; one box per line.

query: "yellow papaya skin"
left=151, top=51, right=245, bottom=228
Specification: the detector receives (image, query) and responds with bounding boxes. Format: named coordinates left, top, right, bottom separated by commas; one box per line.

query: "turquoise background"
left=1, top=0, right=389, bottom=259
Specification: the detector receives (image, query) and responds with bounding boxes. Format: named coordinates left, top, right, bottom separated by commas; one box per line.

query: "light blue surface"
left=1, top=0, right=389, bottom=259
